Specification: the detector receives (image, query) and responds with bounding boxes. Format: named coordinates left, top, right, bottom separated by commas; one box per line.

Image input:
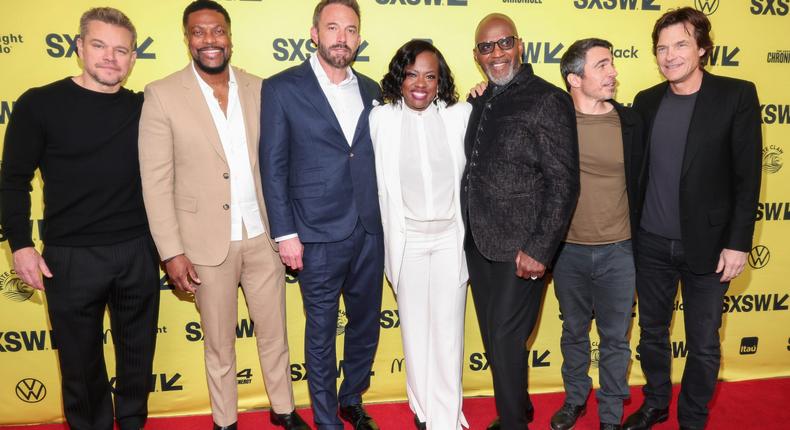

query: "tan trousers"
left=194, top=233, right=294, bottom=426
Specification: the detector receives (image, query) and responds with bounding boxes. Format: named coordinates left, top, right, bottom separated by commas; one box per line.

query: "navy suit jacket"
left=260, top=59, right=383, bottom=243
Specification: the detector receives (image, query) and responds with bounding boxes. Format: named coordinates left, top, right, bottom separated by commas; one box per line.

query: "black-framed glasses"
left=476, top=36, right=518, bottom=55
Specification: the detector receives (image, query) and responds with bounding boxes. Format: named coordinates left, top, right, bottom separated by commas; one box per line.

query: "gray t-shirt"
left=640, top=88, right=698, bottom=240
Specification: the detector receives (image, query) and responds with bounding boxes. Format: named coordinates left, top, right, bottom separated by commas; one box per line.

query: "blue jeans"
left=552, top=240, right=635, bottom=425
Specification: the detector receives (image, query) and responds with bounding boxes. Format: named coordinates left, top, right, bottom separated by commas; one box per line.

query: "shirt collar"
left=191, top=61, right=237, bottom=89
left=309, top=54, right=356, bottom=87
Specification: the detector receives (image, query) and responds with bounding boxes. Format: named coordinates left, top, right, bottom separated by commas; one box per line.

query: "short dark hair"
left=381, top=39, right=458, bottom=107
left=80, top=7, right=137, bottom=48
left=183, top=0, right=231, bottom=30
left=560, top=38, right=613, bottom=90
left=313, top=0, right=361, bottom=28
left=652, top=7, right=713, bottom=66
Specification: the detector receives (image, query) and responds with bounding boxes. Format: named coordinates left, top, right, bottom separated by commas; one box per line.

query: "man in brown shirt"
left=549, top=38, right=644, bottom=430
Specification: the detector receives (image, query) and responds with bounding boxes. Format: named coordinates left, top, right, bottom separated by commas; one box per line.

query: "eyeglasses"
left=476, top=36, right=518, bottom=55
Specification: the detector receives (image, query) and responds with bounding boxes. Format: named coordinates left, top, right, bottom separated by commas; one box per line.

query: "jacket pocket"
left=174, top=194, right=198, bottom=213
left=290, top=183, right=326, bottom=199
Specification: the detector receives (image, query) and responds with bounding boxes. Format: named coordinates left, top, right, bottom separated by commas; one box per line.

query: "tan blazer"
left=139, top=64, right=277, bottom=266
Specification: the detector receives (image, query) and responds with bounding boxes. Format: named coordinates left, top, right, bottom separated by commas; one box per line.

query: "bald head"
left=475, top=13, right=518, bottom=43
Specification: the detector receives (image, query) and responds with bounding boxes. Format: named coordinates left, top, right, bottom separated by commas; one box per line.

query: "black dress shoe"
left=622, top=405, right=669, bottom=430
left=212, top=423, right=237, bottom=430
left=551, top=403, right=586, bottom=430
left=271, top=410, right=310, bottom=430
left=601, top=424, right=623, bottom=430
left=414, top=414, right=426, bottom=430
left=339, top=404, right=379, bottom=430
left=679, top=427, right=702, bottom=430
left=486, top=417, right=500, bottom=430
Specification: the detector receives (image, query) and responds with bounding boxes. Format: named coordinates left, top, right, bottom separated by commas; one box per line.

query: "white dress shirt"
left=193, top=63, right=264, bottom=241
left=399, top=103, right=455, bottom=222
left=309, top=53, right=364, bottom=146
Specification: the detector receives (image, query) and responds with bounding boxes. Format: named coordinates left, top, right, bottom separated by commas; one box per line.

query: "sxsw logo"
left=45, top=33, right=156, bottom=59
left=761, top=104, right=790, bottom=124
left=523, top=42, right=564, bottom=64
left=184, top=319, right=255, bottom=341
left=695, top=0, right=719, bottom=15
left=380, top=309, right=400, bottom=329
left=375, top=0, right=468, bottom=4
left=740, top=336, right=759, bottom=355
left=0, top=330, right=57, bottom=352
left=290, top=359, right=374, bottom=382
left=756, top=201, right=790, bottom=220
left=573, top=0, right=661, bottom=11
left=723, top=293, right=789, bottom=312
left=750, top=0, right=789, bottom=15
left=763, top=145, right=784, bottom=174
left=469, top=350, right=551, bottom=370
left=708, top=45, right=740, bottom=67
left=111, top=373, right=183, bottom=392
left=636, top=340, right=687, bottom=359
left=0, top=100, right=14, bottom=125
left=272, top=38, right=369, bottom=62
left=748, top=245, right=770, bottom=269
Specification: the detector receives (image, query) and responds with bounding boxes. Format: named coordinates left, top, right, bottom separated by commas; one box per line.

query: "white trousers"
left=398, top=219, right=469, bottom=430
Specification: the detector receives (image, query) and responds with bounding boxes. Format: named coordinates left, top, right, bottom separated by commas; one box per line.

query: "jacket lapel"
left=180, top=64, right=227, bottom=163
left=235, top=68, right=259, bottom=170
left=681, top=72, right=715, bottom=177
left=300, top=60, right=346, bottom=144
left=350, top=71, right=375, bottom=148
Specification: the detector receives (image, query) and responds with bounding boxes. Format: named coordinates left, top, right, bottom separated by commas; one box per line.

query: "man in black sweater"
left=0, top=8, right=159, bottom=430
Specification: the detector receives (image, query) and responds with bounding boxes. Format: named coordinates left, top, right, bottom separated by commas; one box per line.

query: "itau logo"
left=0, top=271, right=35, bottom=302
left=763, top=145, right=784, bottom=174
left=740, top=337, right=759, bottom=355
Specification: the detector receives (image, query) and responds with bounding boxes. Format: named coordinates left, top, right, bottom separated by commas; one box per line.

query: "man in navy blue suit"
left=259, top=1, right=383, bottom=429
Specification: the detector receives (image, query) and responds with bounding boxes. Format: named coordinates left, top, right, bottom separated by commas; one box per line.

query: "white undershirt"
left=309, top=53, right=363, bottom=146
left=193, top=63, right=264, bottom=241
left=399, top=102, right=455, bottom=222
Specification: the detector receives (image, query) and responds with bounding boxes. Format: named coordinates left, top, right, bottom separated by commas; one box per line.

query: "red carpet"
left=5, top=378, right=789, bottom=429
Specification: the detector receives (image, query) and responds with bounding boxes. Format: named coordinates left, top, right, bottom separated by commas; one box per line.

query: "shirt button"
left=485, top=103, right=492, bottom=109
left=223, top=172, right=230, bottom=179
left=222, top=204, right=230, bottom=210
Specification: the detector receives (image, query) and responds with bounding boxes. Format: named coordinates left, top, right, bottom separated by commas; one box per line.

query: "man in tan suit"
left=138, top=2, right=307, bottom=429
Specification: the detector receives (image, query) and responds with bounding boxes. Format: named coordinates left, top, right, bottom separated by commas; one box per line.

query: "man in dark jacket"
left=462, top=13, right=580, bottom=430
left=549, top=38, right=644, bottom=430
left=623, top=8, right=762, bottom=430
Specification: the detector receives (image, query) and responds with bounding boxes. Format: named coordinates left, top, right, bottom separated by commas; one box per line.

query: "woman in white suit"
left=370, top=40, right=472, bottom=430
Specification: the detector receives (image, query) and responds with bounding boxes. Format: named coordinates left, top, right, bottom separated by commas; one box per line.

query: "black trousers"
left=466, top=237, right=545, bottom=430
left=43, top=235, right=160, bottom=430
left=635, top=229, right=728, bottom=429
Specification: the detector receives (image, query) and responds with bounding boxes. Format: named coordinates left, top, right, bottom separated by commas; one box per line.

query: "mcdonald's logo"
left=15, top=378, right=46, bottom=403
left=694, top=0, right=719, bottom=15
left=748, top=245, right=771, bottom=269
left=390, top=358, right=405, bottom=373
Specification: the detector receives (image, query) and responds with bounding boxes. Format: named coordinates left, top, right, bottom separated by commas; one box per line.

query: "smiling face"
left=474, top=17, right=523, bottom=86
left=655, top=22, right=705, bottom=87
left=311, top=3, right=360, bottom=70
left=186, top=9, right=232, bottom=75
left=76, top=20, right=136, bottom=92
left=575, top=46, right=618, bottom=102
left=401, top=51, right=440, bottom=111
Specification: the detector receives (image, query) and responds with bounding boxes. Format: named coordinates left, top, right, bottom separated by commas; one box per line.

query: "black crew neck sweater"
left=1, top=77, right=149, bottom=251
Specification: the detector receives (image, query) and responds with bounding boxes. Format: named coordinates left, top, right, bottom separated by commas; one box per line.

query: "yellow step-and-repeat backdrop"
left=1, top=0, right=788, bottom=425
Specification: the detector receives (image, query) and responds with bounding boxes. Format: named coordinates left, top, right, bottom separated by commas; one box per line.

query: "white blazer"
left=370, top=100, right=472, bottom=294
